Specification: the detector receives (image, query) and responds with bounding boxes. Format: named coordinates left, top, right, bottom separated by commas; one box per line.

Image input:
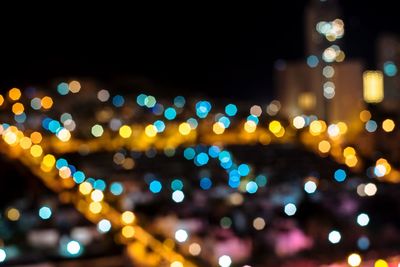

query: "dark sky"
left=0, top=1, right=399, bottom=101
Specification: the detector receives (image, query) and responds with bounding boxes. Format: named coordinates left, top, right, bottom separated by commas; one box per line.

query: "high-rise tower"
left=276, top=0, right=364, bottom=128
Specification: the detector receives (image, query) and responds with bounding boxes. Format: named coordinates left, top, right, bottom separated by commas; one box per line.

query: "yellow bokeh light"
left=8, top=88, right=21, bottom=101
left=30, top=145, right=43, bottom=158
left=170, top=261, right=184, bottom=267
left=376, top=158, right=388, bottom=165
left=309, top=120, right=326, bottom=136
left=374, top=259, right=388, bottom=267
left=42, top=154, right=56, bottom=169
left=275, top=127, right=285, bottom=138
left=12, top=102, right=24, bottom=115
left=382, top=119, right=395, bottom=132
left=179, top=122, right=192, bottom=135
left=213, top=122, right=225, bottom=135
left=359, top=110, right=371, bottom=122
left=69, top=80, right=81, bottom=93
left=119, top=125, right=132, bottom=138
left=30, top=132, right=42, bottom=144
left=145, top=124, right=157, bottom=137
left=318, top=140, right=331, bottom=153
left=343, top=147, right=356, bottom=157
left=121, top=211, right=135, bottom=224
left=269, top=120, right=282, bottom=134
left=347, top=253, right=362, bottom=267
left=41, top=96, right=53, bottom=109
left=336, top=122, right=348, bottom=134
left=122, top=225, right=135, bottom=238
left=345, top=155, right=358, bottom=167
left=89, top=201, right=102, bottom=214
left=19, top=136, right=32, bottom=149
left=79, top=182, right=93, bottom=195
left=0, top=94, right=4, bottom=106
left=6, top=207, right=20, bottom=221
left=91, top=190, right=104, bottom=202
left=244, top=121, right=257, bottom=133
left=4, top=131, right=18, bottom=145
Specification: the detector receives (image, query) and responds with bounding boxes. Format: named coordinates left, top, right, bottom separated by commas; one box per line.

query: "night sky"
left=0, top=1, right=399, bottom=100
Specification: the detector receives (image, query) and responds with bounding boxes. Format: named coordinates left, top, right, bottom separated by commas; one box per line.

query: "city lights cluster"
left=0, top=81, right=399, bottom=267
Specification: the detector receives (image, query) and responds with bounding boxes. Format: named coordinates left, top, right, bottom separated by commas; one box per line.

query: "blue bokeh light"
left=154, top=120, right=166, bottom=133
left=334, top=169, right=347, bottom=182
left=357, top=236, right=370, bottom=250
left=57, top=82, right=69, bottom=95
left=238, top=164, right=250, bottom=176
left=112, top=95, right=125, bottom=107
left=195, top=152, right=209, bottom=166
left=149, top=180, right=162, bottom=193
left=72, top=171, right=85, bottom=184
left=164, top=107, right=177, bottom=120
left=218, top=116, right=231, bottom=128
left=39, top=206, right=52, bottom=220
left=174, top=96, right=186, bottom=108
left=307, top=55, right=319, bottom=68
left=56, top=158, right=68, bottom=169
left=94, top=179, right=106, bottom=191
left=384, top=61, right=397, bottom=77
left=225, top=104, right=238, bottom=116
left=208, top=146, right=221, bottom=158
left=200, top=177, right=212, bottom=190
left=184, top=147, right=196, bottom=160
left=110, top=182, right=124, bottom=196
left=365, top=120, right=377, bottom=133
left=136, top=94, right=147, bottom=106
left=196, top=101, right=212, bottom=118
left=171, top=179, right=184, bottom=191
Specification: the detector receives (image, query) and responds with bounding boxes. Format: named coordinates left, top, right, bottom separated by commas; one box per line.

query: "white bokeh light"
left=328, top=230, right=341, bottom=244
left=67, top=240, right=81, bottom=255
left=304, top=181, right=317, bottom=194
left=97, top=219, right=112, bottom=233
left=172, top=190, right=185, bottom=203
left=284, top=203, right=297, bottom=216
left=357, top=213, right=370, bottom=227
left=218, top=255, right=232, bottom=267
left=0, top=249, right=6, bottom=263
left=175, top=229, right=188, bottom=243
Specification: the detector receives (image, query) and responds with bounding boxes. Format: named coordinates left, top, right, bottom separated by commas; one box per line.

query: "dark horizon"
left=0, top=0, right=399, bottom=100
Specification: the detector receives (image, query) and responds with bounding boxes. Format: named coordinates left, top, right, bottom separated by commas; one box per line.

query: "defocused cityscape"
left=1, top=1, right=400, bottom=267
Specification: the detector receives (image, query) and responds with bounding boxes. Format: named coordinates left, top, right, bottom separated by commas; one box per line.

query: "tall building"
left=276, top=0, right=364, bottom=128
left=305, top=0, right=341, bottom=56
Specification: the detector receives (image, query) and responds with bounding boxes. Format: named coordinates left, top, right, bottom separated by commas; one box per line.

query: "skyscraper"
left=276, top=0, right=364, bottom=128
